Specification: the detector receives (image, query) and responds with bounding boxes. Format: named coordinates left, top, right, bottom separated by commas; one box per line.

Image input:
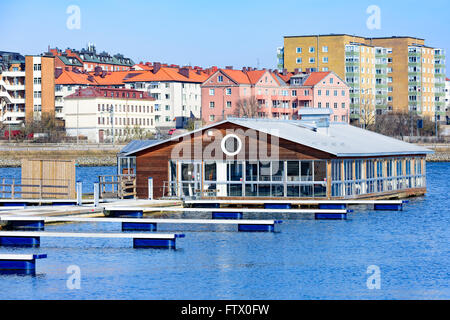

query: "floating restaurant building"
left=120, top=117, right=432, bottom=200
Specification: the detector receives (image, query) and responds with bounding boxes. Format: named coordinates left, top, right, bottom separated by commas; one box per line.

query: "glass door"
left=179, top=162, right=202, bottom=198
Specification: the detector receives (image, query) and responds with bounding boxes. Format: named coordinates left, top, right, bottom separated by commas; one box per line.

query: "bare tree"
left=358, top=102, right=377, bottom=130
left=234, top=96, right=260, bottom=118
left=371, top=112, right=438, bottom=138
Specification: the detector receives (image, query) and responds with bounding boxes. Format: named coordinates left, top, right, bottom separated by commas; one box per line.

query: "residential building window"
left=292, top=90, right=297, bottom=97
left=226, top=101, right=232, bottom=108
left=226, top=88, right=232, bottom=95
left=296, top=47, right=302, bottom=53
left=326, top=90, right=330, bottom=96
left=209, top=115, right=215, bottom=122
left=33, top=64, right=41, bottom=71
left=318, top=90, right=321, bottom=96
left=342, top=103, right=346, bottom=108
left=330, top=78, right=334, bottom=84
left=318, top=102, right=322, bottom=108
left=218, top=75, right=223, bottom=82
left=323, top=57, right=328, bottom=63
left=165, top=105, right=170, bottom=111
left=334, top=90, right=338, bottom=96
left=33, top=78, right=41, bottom=85
left=322, top=67, right=329, bottom=71
left=210, top=102, right=215, bottom=108
left=309, top=47, right=315, bottom=53
left=323, top=46, right=328, bottom=53
left=334, top=103, right=338, bottom=108
left=209, top=89, right=215, bottom=96
left=342, top=90, right=346, bottom=96
left=309, top=57, right=315, bottom=64
left=296, top=58, right=302, bottom=64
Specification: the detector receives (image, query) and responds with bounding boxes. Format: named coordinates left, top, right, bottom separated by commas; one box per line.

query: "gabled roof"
left=302, top=72, right=331, bottom=86
left=221, top=69, right=251, bottom=84
left=124, top=118, right=432, bottom=157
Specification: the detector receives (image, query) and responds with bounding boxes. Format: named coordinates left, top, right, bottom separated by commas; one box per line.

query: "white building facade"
left=64, top=87, right=156, bottom=143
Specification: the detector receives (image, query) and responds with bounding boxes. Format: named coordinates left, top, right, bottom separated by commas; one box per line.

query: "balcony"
left=408, top=52, right=421, bottom=58
left=1, top=71, right=25, bottom=77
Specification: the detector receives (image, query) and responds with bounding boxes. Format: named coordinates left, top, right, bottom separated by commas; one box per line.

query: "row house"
left=201, top=67, right=350, bottom=124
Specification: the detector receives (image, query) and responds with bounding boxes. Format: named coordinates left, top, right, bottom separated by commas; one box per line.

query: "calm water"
left=0, top=163, right=448, bottom=300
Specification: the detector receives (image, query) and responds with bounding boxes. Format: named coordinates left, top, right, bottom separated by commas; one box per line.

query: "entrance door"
left=179, top=162, right=202, bottom=197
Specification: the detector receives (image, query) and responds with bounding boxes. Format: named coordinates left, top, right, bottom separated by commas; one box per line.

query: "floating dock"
left=0, top=216, right=283, bottom=233
left=0, top=254, right=47, bottom=275
left=0, top=231, right=185, bottom=249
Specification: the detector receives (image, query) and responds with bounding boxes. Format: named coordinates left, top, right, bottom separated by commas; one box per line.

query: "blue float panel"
left=122, top=222, right=157, bottom=232
left=133, top=238, right=176, bottom=249
left=8, top=220, right=45, bottom=231
left=0, top=260, right=36, bottom=271
left=238, top=224, right=275, bottom=232
left=264, top=203, right=291, bottom=209
left=109, top=210, right=144, bottom=218
left=212, top=212, right=243, bottom=220
left=315, top=213, right=347, bottom=220
left=52, top=202, right=77, bottom=206
left=2, top=203, right=26, bottom=207
left=0, top=254, right=47, bottom=275
left=0, top=236, right=40, bottom=247
left=192, top=203, right=220, bottom=208
left=374, top=204, right=402, bottom=211
left=319, top=204, right=347, bottom=210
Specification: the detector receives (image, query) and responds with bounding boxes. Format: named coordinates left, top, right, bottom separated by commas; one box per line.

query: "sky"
left=0, top=0, right=448, bottom=74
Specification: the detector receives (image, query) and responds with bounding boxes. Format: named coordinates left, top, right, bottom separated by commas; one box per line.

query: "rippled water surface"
left=0, top=163, right=448, bottom=300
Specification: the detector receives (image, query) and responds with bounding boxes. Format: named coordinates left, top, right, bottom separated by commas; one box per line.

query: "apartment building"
left=49, top=43, right=134, bottom=72
left=446, top=78, right=450, bottom=124
left=124, top=63, right=209, bottom=128
left=24, top=55, right=56, bottom=122
left=201, top=67, right=350, bottom=124
left=280, top=34, right=446, bottom=123
left=64, top=87, right=156, bottom=143
left=0, top=51, right=26, bottom=127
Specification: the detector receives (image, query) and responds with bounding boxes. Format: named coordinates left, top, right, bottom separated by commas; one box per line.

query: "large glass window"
left=245, top=161, right=258, bottom=181
left=287, top=161, right=300, bottom=181
left=301, top=161, right=313, bottom=181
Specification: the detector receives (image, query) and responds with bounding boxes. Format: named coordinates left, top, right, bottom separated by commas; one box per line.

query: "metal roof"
left=119, top=140, right=160, bottom=155
left=123, top=119, right=433, bottom=157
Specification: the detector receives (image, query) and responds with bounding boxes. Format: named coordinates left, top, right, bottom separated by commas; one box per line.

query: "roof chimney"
left=54, top=68, right=63, bottom=79
left=94, top=66, right=102, bottom=76
left=225, top=66, right=233, bottom=70
left=179, top=67, right=189, bottom=78
left=153, top=62, right=161, bottom=73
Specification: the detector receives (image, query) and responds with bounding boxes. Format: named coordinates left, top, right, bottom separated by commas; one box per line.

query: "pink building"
left=201, top=68, right=350, bottom=124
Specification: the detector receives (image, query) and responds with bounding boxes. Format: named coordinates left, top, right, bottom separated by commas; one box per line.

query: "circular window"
left=221, top=134, right=242, bottom=156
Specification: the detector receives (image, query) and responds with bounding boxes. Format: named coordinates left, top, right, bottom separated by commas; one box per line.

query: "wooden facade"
left=21, top=159, right=76, bottom=199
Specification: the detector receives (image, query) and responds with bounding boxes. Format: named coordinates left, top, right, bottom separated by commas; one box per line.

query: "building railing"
left=0, top=178, right=71, bottom=199
left=98, top=174, right=136, bottom=199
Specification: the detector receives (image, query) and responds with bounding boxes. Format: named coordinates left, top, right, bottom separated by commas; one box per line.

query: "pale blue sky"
left=0, top=0, right=448, bottom=74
